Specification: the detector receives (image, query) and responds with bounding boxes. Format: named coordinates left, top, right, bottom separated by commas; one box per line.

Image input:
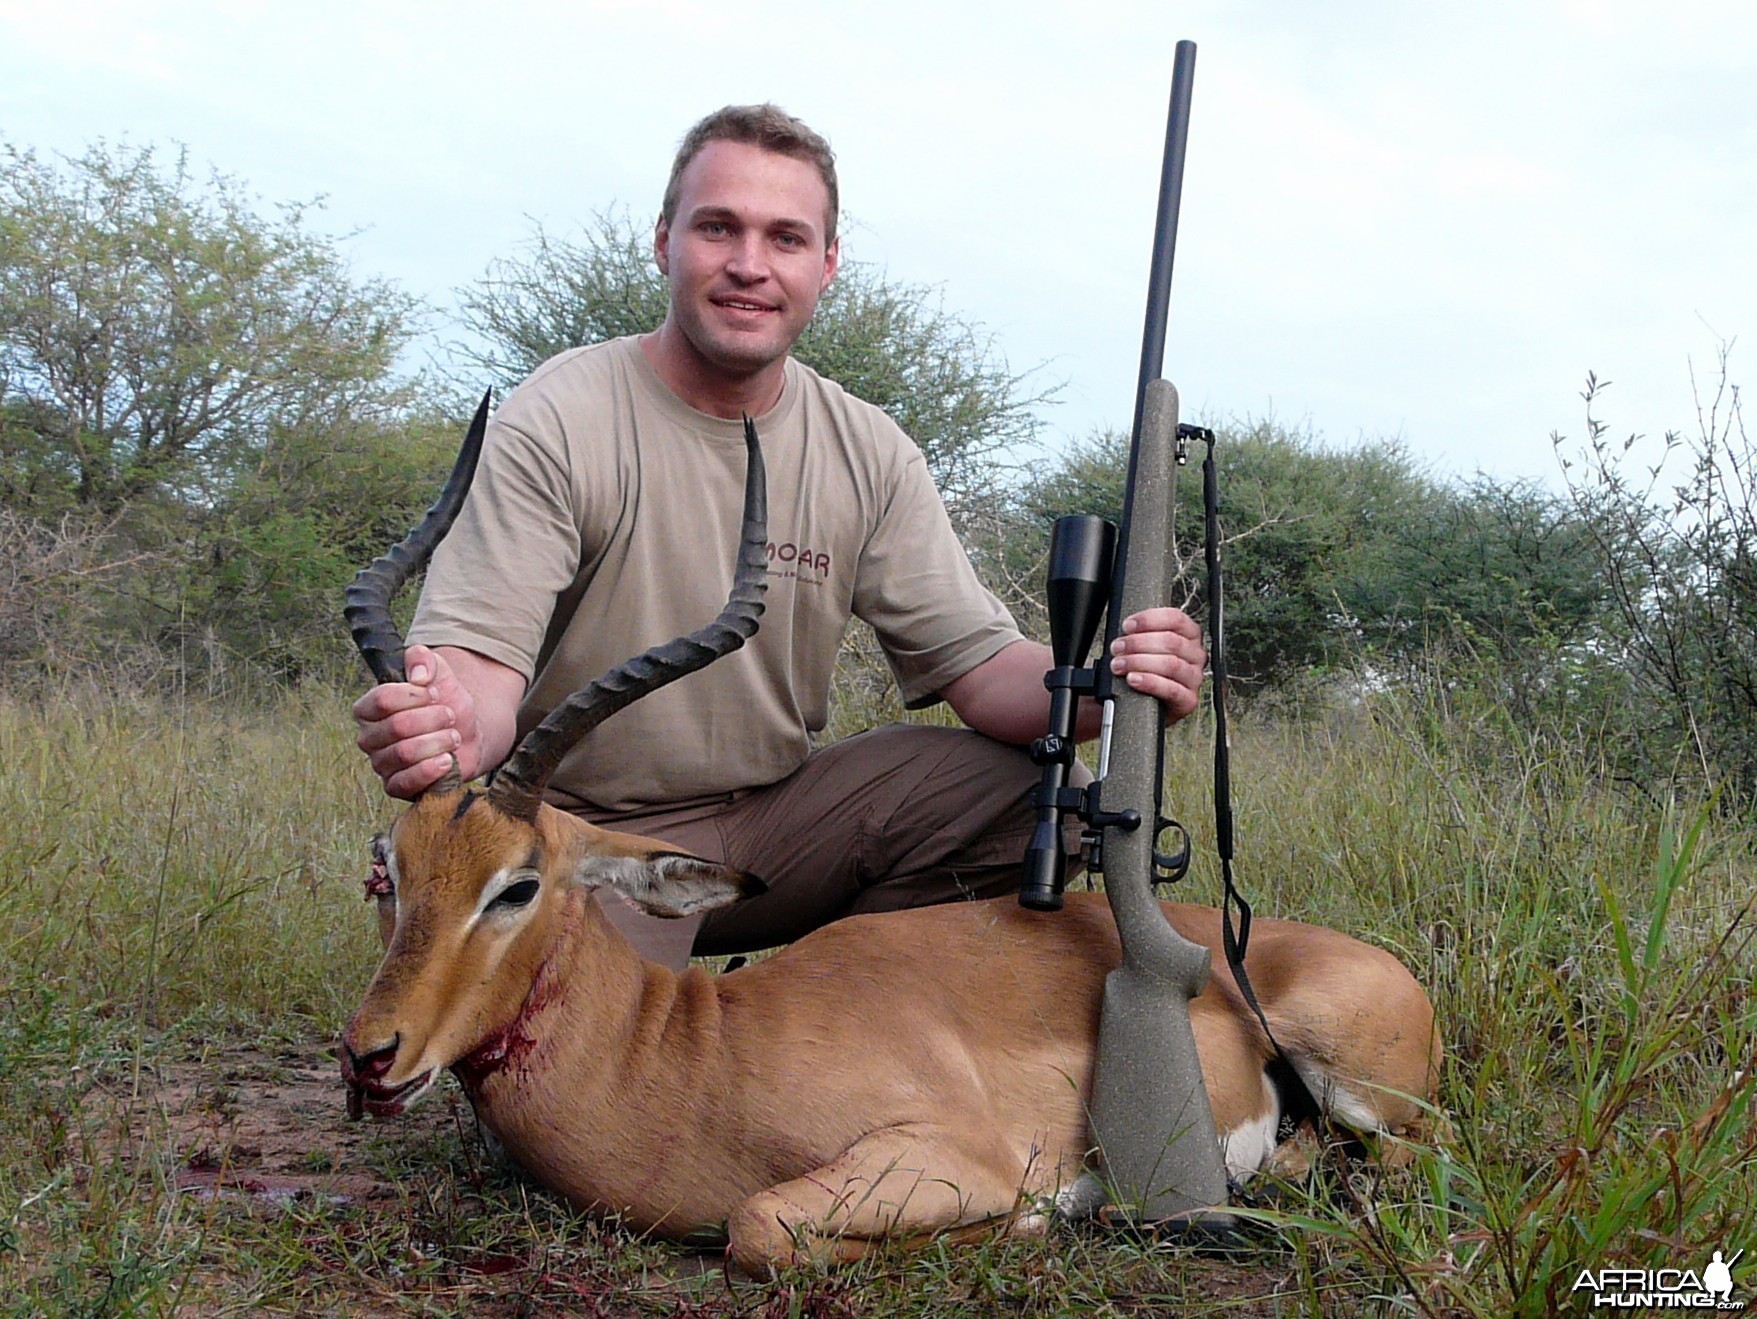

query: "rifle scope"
left=1018, top=513, right=1116, bottom=911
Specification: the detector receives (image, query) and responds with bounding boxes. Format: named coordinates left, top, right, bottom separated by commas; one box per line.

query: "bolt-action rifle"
left=1019, top=39, right=1237, bottom=1227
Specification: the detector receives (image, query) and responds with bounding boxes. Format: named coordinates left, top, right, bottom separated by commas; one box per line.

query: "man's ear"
left=819, top=234, right=839, bottom=294
left=573, top=850, right=767, bottom=919
left=654, top=214, right=672, bottom=276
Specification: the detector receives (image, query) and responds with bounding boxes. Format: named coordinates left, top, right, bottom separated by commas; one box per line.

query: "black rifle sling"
left=1203, top=440, right=1322, bottom=1136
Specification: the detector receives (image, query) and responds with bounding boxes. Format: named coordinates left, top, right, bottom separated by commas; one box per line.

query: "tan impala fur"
left=341, top=408, right=1439, bottom=1275
left=342, top=785, right=1441, bottom=1277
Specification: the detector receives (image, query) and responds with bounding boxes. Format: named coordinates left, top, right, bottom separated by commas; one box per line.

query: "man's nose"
left=725, top=233, right=770, bottom=281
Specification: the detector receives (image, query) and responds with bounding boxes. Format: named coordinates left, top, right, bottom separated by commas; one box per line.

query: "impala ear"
left=573, top=850, right=767, bottom=918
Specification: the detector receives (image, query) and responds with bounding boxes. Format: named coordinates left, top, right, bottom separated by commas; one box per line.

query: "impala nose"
left=342, top=1033, right=399, bottom=1086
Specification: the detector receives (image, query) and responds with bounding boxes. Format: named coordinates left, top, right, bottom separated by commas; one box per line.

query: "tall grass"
left=1176, top=685, right=1756, bottom=1315
left=0, top=679, right=1751, bottom=1315
left=0, top=684, right=381, bottom=1029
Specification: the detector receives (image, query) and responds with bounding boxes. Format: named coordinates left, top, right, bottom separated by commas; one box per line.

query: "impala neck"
left=447, top=879, right=747, bottom=1230
left=449, top=880, right=711, bottom=1105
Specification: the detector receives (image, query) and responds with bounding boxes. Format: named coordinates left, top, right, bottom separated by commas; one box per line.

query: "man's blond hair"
left=661, top=104, right=839, bottom=243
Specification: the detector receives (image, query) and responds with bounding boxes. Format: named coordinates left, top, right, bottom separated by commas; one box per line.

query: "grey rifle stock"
left=1085, top=379, right=1233, bottom=1222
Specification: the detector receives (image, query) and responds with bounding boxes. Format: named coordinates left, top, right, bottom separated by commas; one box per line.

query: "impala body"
left=338, top=406, right=1440, bottom=1276
left=342, top=784, right=1438, bottom=1274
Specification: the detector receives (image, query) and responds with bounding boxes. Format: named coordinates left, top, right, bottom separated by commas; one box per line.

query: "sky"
left=3, top=0, right=1753, bottom=488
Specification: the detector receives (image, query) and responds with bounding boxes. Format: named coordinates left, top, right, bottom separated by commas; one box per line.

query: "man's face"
left=655, top=139, right=839, bottom=378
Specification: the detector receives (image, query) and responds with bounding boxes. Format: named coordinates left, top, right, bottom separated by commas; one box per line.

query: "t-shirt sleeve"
left=406, top=407, right=581, bottom=682
left=852, top=443, right=1025, bottom=708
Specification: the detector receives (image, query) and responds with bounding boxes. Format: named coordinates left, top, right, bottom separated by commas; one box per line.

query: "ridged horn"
left=488, top=416, right=768, bottom=823
left=344, top=390, right=492, bottom=797
left=344, top=390, right=492, bottom=687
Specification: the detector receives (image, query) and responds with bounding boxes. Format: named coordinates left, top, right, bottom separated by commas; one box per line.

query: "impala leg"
left=726, top=1124, right=1043, bottom=1278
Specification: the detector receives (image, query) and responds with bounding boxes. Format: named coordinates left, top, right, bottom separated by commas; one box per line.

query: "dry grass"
left=1, top=680, right=1752, bottom=1316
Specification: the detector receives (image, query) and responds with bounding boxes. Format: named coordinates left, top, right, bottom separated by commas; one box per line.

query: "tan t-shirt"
left=410, top=336, right=1024, bottom=811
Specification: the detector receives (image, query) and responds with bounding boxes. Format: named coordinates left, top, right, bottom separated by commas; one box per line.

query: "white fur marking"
left=384, top=1067, right=440, bottom=1114
left=1293, top=1058, right=1383, bottom=1132
left=575, top=852, right=740, bottom=916
left=1218, top=1071, right=1281, bottom=1181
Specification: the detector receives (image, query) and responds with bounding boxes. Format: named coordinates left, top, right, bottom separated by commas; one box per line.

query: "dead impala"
left=339, top=403, right=1441, bottom=1277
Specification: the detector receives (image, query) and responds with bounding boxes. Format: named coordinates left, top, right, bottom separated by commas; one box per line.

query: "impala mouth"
left=344, top=1067, right=438, bottom=1120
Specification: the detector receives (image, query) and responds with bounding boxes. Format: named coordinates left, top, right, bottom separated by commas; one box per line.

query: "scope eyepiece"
left=1018, top=820, right=1069, bottom=911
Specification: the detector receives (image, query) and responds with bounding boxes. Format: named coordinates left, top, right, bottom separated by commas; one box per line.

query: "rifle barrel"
left=1130, top=38, right=1199, bottom=442
left=1106, top=39, right=1200, bottom=673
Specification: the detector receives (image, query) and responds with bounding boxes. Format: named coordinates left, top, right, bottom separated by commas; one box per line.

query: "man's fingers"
left=368, top=726, right=461, bottom=775
left=404, top=644, right=437, bottom=686
left=1119, top=668, right=1203, bottom=719
left=1113, top=611, right=1205, bottom=664
left=1120, top=607, right=1201, bottom=640
left=385, top=752, right=458, bottom=802
left=1099, top=609, right=1208, bottom=725
left=351, top=680, right=442, bottom=723
left=1110, top=629, right=1207, bottom=677
left=355, top=702, right=456, bottom=754
left=1111, top=631, right=1206, bottom=661
left=351, top=646, right=474, bottom=800
left=1110, top=651, right=1205, bottom=691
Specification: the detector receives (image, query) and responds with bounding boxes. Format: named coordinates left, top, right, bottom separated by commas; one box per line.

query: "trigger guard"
left=1152, top=818, right=1191, bottom=884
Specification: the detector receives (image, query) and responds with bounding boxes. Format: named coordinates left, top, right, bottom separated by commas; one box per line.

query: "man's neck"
left=640, top=324, right=787, bottom=420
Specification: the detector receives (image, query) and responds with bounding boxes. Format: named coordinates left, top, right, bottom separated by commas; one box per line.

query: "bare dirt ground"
left=125, top=1040, right=444, bottom=1209
left=89, top=1040, right=742, bottom=1315
left=83, top=1041, right=1304, bottom=1316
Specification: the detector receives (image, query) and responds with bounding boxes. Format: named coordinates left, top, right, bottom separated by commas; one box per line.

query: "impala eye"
left=490, top=877, right=540, bottom=911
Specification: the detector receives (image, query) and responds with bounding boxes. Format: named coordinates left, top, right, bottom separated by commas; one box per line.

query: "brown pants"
left=570, top=724, right=1088, bottom=966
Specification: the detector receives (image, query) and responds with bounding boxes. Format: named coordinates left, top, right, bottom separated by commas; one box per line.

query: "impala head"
left=338, top=395, right=768, bottom=1118
left=344, top=787, right=762, bottom=1117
